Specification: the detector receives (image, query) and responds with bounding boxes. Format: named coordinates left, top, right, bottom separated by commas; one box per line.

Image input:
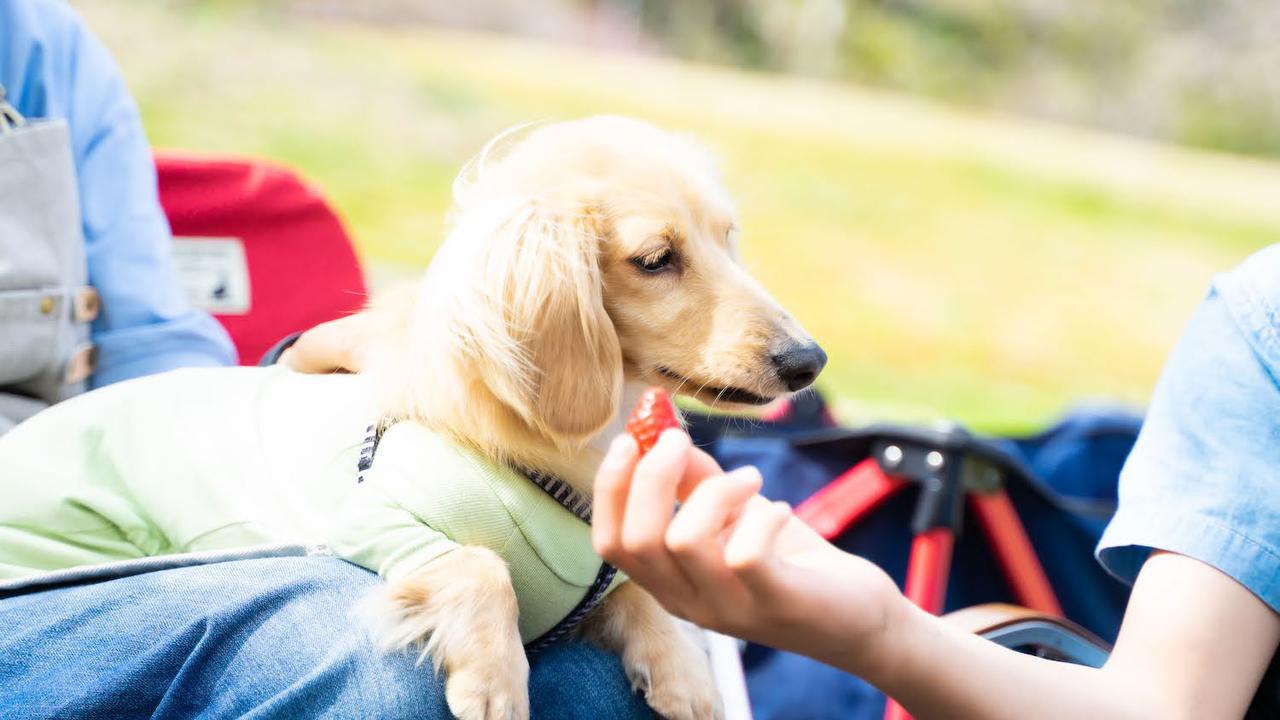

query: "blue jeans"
left=0, top=557, right=654, bottom=719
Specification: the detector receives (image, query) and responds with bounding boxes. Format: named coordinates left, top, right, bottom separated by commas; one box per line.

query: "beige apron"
left=0, top=85, right=98, bottom=433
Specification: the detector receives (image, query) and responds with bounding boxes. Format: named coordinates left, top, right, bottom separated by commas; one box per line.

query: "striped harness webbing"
left=356, top=423, right=382, bottom=484
left=356, top=422, right=617, bottom=653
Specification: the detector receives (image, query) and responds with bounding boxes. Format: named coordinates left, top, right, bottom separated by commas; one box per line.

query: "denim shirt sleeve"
left=1, top=0, right=236, bottom=385
left=1097, top=245, right=1280, bottom=613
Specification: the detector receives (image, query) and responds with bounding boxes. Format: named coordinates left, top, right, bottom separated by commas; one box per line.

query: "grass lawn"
left=77, top=0, right=1280, bottom=432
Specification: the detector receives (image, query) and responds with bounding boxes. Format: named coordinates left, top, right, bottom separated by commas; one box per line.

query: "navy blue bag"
left=686, top=394, right=1142, bottom=720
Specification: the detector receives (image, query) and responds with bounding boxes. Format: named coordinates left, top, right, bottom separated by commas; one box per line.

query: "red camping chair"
left=154, top=152, right=368, bottom=363
left=772, top=399, right=1109, bottom=720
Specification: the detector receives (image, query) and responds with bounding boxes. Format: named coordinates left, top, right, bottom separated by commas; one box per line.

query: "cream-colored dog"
left=0, top=115, right=826, bottom=720
left=362, top=116, right=827, bottom=720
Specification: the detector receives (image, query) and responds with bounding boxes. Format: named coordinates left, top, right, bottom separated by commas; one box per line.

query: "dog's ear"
left=470, top=201, right=623, bottom=445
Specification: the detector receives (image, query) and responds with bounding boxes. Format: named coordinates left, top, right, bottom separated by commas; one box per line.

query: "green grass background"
left=77, top=1, right=1280, bottom=432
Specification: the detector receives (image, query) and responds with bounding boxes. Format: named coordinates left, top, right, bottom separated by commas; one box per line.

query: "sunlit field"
left=78, top=0, right=1280, bottom=431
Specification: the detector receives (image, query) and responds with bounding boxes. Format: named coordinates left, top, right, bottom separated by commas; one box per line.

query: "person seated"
left=0, top=0, right=235, bottom=433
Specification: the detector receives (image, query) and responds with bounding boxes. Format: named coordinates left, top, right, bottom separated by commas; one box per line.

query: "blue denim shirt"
left=1097, top=244, right=1280, bottom=613
left=1, top=0, right=235, bottom=385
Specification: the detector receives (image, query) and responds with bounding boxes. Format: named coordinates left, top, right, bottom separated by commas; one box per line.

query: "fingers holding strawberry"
left=624, top=386, right=681, bottom=454
left=594, top=387, right=718, bottom=604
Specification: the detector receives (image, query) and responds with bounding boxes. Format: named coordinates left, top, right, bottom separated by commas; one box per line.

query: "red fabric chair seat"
left=155, top=152, right=367, bottom=364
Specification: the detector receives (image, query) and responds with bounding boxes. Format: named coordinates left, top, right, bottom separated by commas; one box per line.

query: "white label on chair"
left=172, top=236, right=251, bottom=315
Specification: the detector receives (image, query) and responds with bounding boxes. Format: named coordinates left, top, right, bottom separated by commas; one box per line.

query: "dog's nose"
left=771, top=342, right=827, bottom=392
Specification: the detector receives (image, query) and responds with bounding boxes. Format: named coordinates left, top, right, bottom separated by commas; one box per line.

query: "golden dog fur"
left=361, top=116, right=822, bottom=720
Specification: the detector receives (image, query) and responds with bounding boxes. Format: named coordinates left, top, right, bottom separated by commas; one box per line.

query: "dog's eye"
left=632, top=248, right=674, bottom=274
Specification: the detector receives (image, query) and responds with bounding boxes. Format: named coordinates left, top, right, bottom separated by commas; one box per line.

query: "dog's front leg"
left=364, top=546, right=529, bottom=720
left=583, top=582, right=723, bottom=720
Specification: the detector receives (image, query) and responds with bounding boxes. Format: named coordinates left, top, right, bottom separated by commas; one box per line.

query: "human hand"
left=592, top=428, right=907, bottom=675
left=279, top=313, right=374, bottom=374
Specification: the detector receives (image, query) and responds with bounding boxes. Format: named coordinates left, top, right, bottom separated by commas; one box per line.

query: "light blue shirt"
left=1, top=0, right=236, bottom=385
left=1097, top=244, right=1280, bottom=613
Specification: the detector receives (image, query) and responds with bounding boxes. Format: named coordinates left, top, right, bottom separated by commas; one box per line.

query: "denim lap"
left=0, top=556, right=653, bottom=719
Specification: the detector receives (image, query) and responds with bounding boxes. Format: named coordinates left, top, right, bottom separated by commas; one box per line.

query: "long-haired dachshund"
left=0, top=116, right=826, bottom=720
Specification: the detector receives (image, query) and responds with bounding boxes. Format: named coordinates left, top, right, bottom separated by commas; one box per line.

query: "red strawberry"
left=625, top=386, right=681, bottom=455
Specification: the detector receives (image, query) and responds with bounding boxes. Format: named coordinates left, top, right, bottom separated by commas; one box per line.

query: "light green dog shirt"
left=0, top=366, right=622, bottom=642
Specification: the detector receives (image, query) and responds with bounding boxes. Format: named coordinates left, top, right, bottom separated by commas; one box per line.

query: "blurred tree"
left=281, top=0, right=1280, bottom=158
left=632, top=0, right=1280, bottom=158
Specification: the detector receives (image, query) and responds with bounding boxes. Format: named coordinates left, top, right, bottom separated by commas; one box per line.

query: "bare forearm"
left=851, top=603, right=1154, bottom=720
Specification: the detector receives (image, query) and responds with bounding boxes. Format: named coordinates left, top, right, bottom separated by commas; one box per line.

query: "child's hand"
left=592, top=428, right=907, bottom=675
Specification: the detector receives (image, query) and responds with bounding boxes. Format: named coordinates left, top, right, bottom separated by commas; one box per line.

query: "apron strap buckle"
left=63, top=343, right=97, bottom=386
left=0, top=85, right=27, bottom=133
left=72, top=287, right=100, bottom=323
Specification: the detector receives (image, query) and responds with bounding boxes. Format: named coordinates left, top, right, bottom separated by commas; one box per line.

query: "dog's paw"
left=355, top=547, right=531, bottom=720
left=625, top=630, right=723, bottom=720
left=444, top=653, right=531, bottom=720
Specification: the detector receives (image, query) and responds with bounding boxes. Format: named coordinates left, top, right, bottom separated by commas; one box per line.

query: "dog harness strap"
left=525, top=562, right=617, bottom=654
left=521, top=469, right=594, bottom=524
left=356, top=423, right=381, bottom=484
left=519, top=466, right=617, bottom=653
left=359, top=419, right=617, bottom=650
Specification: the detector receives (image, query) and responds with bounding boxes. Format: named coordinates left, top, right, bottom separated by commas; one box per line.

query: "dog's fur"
left=361, top=116, right=822, bottom=720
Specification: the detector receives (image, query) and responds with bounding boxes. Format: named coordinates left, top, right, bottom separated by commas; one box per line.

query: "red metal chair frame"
left=795, top=455, right=1062, bottom=720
